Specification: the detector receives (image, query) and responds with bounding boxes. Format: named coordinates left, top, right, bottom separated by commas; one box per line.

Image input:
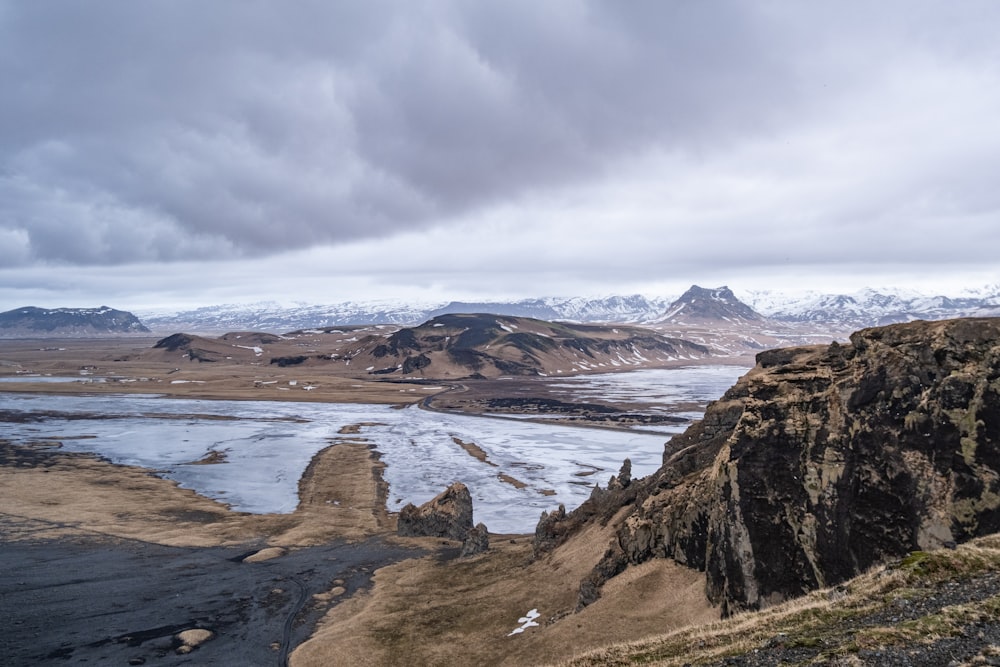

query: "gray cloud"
left=1, top=0, right=999, bottom=292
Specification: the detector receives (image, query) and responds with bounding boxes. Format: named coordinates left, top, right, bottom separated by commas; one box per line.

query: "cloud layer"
left=1, top=1, right=999, bottom=305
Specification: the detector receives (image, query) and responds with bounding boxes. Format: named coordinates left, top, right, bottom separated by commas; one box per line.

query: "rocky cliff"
left=537, top=318, right=1000, bottom=615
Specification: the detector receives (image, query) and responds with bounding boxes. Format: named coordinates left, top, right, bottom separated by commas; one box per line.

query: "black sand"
left=0, top=533, right=420, bottom=666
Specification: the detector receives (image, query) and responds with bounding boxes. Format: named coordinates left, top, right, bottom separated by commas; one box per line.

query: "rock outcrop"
left=397, top=482, right=475, bottom=541
left=460, top=522, right=490, bottom=557
left=539, top=318, right=1000, bottom=615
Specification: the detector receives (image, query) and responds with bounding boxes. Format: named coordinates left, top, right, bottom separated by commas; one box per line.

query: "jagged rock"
left=397, top=482, right=474, bottom=541
left=557, top=318, right=1000, bottom=615
left=534, top=461, right=644, bottom=560
left=608, top=458, right=632, bottom=491
left=460, top=522, right=490, bottom=557
left=533, top=504, right=567, bottom=557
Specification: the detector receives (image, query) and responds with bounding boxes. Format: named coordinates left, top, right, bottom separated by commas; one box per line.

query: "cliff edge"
left=538, top=318, right=1000, bottom=615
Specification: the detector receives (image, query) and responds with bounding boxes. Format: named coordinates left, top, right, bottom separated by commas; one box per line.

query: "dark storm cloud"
left=1, top=0, right=999, bottom=274
left=0, top=1, right=799, bottom=264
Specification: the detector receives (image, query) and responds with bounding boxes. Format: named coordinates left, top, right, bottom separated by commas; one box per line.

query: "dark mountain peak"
left=657, top=285, right=763, bottom=323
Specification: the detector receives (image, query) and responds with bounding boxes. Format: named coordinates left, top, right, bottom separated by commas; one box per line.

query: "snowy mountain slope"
left=654, top=286, right=764, bottom=325
left=138, top=285, right=1000, bottom=333
left=141, top=296, right=674, bottom=332
left=738, top=286, right=1000, bottom=329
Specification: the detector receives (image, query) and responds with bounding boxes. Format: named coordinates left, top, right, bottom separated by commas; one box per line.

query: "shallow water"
left=0, top=365, right=748, bottom=533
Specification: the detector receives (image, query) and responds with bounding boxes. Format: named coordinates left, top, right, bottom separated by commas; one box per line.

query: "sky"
left=2, top=1, right=999, bottom=313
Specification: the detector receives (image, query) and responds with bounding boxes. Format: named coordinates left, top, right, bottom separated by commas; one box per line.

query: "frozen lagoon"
left=0, top=366, right=748, bottom=533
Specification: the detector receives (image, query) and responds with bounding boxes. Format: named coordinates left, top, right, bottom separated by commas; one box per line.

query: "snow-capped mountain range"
left=138, top=285, right=1000, bottom=333
left=741, top=286, right=1000, bottom=330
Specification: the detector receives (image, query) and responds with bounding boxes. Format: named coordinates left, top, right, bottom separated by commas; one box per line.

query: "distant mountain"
left=740, top=286, right=1000, bottom=330
left=654, top=285, right=764, bottom=325
left=428, top=300, right=562, bottom=321
left=0, top=306, right=150, bottom=337
left=141, top=300, right=433, bottom=332
left=140, top=295, right=673, bottom=332
left=138, top=284, right=1000, bottom=333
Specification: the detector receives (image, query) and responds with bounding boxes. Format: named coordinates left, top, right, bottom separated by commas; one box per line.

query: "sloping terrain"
left=332, top=313, right=710, bottom=379
left=562, top=535, right=1000, bottom=666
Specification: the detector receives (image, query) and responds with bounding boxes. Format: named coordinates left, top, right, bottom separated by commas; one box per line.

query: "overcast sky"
left=2, top=1, right=998, bottom=312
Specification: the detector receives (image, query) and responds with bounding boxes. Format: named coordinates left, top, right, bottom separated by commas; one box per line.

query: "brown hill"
left=331, top=313, right=711, bottom=379
left=144, top=332, right=272, bottom=364
left=536, top=317, right=1000, bottom=616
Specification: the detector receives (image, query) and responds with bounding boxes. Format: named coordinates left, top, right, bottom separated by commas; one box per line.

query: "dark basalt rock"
left=401, top=353, right=431, bottom=374
left=541, top=318, right=1000, bottom=616
left=397, top=482, right=475, bottom=541
left=269, top=355, right=308, bottom=367
left=460, top=522, right=490, bottom=557
left=154, top=333, right=195, bottom=351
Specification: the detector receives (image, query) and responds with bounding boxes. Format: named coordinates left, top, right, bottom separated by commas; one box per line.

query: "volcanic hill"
left=0, top=306, right=149, bottom=337
left=140, top=315, right=710, bottom=379
left=331, top=313, right=711, bottom=378
left=535, top=317, right=1000, bottom=617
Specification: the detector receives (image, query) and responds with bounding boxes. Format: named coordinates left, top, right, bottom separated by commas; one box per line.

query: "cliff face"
left=545, top=318, right=1000, bottom=615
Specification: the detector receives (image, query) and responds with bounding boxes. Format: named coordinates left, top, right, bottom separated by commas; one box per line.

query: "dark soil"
left=0, top=534, right=421, bottom=666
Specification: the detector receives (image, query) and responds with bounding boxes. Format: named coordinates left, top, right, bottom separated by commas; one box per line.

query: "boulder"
left=397, top=482, right=474, bottom=541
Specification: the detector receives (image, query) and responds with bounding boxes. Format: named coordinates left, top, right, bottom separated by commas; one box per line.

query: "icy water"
left=0, top=366, right=748, bottom=533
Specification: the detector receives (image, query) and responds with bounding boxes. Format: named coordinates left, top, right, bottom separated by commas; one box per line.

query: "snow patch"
left=508, top=609, right=541, bottom=636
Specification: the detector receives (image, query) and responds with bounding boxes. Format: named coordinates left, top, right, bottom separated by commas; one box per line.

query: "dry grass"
left=556, top=541, right=1000, bottom=666
left=0, top=432, right=392, bottom=547
left=291, top=511, right=717, bottom=667
left=0, top=337, right=435, bottom=405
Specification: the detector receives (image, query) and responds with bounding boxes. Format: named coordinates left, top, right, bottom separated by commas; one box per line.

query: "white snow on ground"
left=508, top=609, right=541, bottom=636
left=235, top=345, right=263, bottom=356
left=0, top=366, right=745, bottom=533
